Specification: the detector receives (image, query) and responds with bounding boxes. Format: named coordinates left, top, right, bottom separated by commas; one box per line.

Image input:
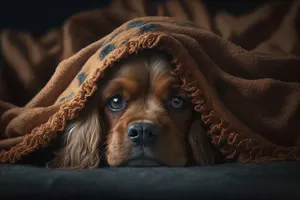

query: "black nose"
left=127, top=122, right=158, bottom=145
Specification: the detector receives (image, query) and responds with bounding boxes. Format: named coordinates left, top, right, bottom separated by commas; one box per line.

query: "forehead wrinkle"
left=143, top=53, right=178, bottom=115
left=147, top=55, right=179, bottom=98
left=148, top=54, right=171, bottom=82
left=102, top=55, right=152, bottom=104
left=155, top=77, right=180, bottom=97
left=116, top=59, right=149, bottom=82
left=146, top=97, right=165, bottom=114
left=102, top=77, right=138, bottom=99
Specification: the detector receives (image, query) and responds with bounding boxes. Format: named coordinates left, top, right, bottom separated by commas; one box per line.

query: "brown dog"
left=49, top=50, right=215, bottom=169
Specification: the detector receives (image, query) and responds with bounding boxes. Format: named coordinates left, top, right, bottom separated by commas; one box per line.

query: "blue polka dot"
left=139, top=23, right=160, bottom=33
left=77, top=72, right=87, bottom=86
left=99, top=40, right=105, bottom=48
left=59, top=92, right=74, bottom=103
left=99, top=40, right=109, bottom=49
left=100, top=30, right=122, bottom=48
left=100, top=44, right=116, bottom=60
left=109, top=30, right=122, bottom=41
left=127, top=20, right=148, bottom=30
left=120, top=39, right=129, bottom=46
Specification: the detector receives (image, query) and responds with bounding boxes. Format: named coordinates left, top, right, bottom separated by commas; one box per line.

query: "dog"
left=48, top=50, right=216, bottom=169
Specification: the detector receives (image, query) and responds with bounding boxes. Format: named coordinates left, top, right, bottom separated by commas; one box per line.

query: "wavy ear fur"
left=48, top=109, right=102, bottom=169
left=188, top=120, right=215, bottom=166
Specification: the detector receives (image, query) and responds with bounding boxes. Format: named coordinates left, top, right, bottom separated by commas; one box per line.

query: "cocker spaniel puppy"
left=49, top=50, right=216, bottom=169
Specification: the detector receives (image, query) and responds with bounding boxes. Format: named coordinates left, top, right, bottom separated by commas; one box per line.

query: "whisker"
left=99, top=148, right=107, bottom=160
left=99, top=145, right=107, bottom=154
left=99, top=140, right=107, bottom=148
left=98, top=139, right=108, bottom=160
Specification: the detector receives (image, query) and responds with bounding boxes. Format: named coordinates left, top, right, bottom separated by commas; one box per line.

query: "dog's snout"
left=127, top=122, right=158, bottom=145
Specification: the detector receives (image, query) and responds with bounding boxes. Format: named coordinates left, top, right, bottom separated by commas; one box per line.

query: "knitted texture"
left=0, top=1, right=300, bottom=164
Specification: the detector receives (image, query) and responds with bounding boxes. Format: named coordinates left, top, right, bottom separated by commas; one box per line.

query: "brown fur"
left=50, top=51, right=215, bottom=169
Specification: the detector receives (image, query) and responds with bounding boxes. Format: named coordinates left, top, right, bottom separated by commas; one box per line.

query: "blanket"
left=0, top=0, right=300, bottom=164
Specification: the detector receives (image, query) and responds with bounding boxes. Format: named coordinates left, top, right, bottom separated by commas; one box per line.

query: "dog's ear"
left=48, top=109, right=103, bottom=169
left=188, top=120, right=215, bottom=166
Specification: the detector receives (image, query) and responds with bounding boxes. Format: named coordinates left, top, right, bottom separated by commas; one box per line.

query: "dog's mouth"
left=121, top=156, right=164, bottom=167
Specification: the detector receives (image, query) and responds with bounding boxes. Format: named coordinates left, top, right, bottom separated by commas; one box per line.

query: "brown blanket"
left=0, top=0, right=300, bottom=164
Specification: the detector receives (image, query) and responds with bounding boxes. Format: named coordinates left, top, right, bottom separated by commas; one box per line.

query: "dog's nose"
left=127, top=122, right=158, bottom=145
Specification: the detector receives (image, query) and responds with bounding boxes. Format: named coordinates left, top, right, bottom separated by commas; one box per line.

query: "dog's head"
left=50, top=50, right=215, bottom=169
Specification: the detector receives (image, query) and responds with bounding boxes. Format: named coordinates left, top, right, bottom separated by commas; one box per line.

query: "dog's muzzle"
left=127, top=121, right=159, bottom=145
left=122, top=121, right=162, bottom=167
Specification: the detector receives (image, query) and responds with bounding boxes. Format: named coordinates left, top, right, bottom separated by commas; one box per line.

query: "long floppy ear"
left=48, top=109, right=102, bottom=169
left=188, top=120, right=215, bottom=166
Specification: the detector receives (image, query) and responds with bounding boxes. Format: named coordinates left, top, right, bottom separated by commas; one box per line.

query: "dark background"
left=0, top=1, right=268, bottom=35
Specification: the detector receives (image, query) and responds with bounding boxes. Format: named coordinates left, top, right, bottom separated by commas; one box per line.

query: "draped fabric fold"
left=0, top=0, right=299, bottom=164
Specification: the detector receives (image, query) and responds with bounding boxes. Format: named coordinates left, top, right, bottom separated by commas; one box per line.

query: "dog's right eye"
left=107, top=94, right=127, bottom=112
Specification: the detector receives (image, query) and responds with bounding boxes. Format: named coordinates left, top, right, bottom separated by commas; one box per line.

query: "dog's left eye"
left=107, top=94, right=127, bottom=112
left=169, top=96, right=185, bottom=109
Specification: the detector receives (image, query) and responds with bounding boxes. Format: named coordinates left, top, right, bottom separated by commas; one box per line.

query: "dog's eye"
left=107, top=94, right=127, bottom=111
left=169, top=96, right=185, bottom=109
